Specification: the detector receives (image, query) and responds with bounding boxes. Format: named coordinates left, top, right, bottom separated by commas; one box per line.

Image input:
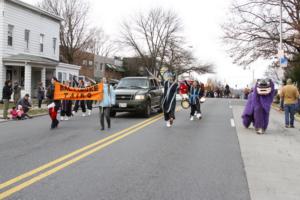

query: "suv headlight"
left=135, top=95, right=145, bottom=100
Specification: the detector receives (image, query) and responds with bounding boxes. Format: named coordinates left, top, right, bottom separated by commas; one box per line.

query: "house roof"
left=3, top=54, right=58, bottom=66
left=58, top=63, right=81, bottom=70
left=105, top=63, right=126, bottom=72
left=6, top=0, right=63, bottom=21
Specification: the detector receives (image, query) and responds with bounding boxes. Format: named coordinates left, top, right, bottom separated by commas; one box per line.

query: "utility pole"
left=280, top=0, right=283, bottom=51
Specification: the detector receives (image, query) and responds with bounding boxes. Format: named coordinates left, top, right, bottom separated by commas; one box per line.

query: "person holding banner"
left=60, top=81, right=73, bottom=121
left=46, top=77, right=61, bottom=129
left=162, top=72, right=179, bottom=128
left=98, top=77, right=115, bottom=131
left=86, top=81, right=94, bottom=116
left=72, top=79, right=87, bottom=117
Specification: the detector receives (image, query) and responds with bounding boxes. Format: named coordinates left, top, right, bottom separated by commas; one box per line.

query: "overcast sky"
left=24, top=0, right=270, bottom=88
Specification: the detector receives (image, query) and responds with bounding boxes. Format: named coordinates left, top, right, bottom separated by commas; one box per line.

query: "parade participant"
left=187, top=80, right=204, bottom=120
left=72, top=79, right=87, bottom=117
left=98, top=77, right=115, bottom=131
left=60, top=81, right=73, bottom=121
left=242, top=79, right=275, bottom=134
left=86, top=81, right=93, bottom=116
left=162, top=72, right=179, bottom=127
left=47, top=77, right=60, bottom=129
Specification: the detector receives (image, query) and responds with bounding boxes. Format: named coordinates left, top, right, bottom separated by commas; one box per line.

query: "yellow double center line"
left=0, top=113, right=164, bottom=199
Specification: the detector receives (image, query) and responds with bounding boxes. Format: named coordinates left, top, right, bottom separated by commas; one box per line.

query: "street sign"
left=280, top=57, right=288, bottom=67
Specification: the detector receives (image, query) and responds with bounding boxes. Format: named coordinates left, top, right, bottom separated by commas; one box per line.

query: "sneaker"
left=170, top=118, right=174, bottom=125
left=88, top=110, right=92, bottom=116
left=72, top=111, right=76, bottom=115
left=65, top=117, right=69, bottom=121
left=166, top=121, right=171, bottom=127
left=196, top=113, right=202, bottom=119
left=290, top=125, right=295, bottom=128
left=82, top=113, right=86, bottom=117
left=190, top=116, right=194, bottom=121
left=257, top=129, right=263, bottom=134
left=285, top=125, right=289, bottom=128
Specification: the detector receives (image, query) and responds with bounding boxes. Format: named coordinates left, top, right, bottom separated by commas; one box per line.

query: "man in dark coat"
left=17, top=94, right=32, bottom=115
left=2, top=80, right=13, bottom=119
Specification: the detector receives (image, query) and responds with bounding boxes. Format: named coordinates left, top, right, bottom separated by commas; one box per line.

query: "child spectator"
left=10, top=107, right=18, bottom=120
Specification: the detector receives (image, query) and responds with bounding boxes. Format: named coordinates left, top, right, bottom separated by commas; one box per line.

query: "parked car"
left=111, top=77, right=163, bottom=118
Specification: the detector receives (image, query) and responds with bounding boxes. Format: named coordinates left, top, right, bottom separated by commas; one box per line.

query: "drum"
left=181, top=99, right=190, bottom=109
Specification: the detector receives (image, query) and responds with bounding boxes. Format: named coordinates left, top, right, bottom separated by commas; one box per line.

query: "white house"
left=56, top=63, right=81, bottom=83
left=0, top=0, right=80, bottom=99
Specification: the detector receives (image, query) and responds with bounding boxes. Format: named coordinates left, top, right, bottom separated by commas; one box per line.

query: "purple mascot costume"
left=242, top=79, right=275, bottom=134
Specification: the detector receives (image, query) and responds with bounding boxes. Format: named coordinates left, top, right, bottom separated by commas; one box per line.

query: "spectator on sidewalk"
left=17, top=94, right=32, bottom=118
left=10, top=106, right=18, bottom=120
left=16, top=105, right=31, bottom=120
left=281, top=79, right=300, bottom=128
left=13, top=81, right=22, bottom=105
left=2, top=80, right=13, bottom=119
left=37, top=82, right=45, bottom=108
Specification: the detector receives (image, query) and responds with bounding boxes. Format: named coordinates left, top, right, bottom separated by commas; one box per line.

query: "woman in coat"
left=2, top=80, right=13, bottom=119
left=37, top=82, right=45, bottom=108
left=98, top=77, right=116, bottom=130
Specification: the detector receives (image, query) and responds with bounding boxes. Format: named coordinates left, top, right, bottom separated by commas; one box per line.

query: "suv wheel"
left=144, top=101, right=151, bottom=118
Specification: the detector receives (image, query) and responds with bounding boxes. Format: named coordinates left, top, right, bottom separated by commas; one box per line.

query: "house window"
left=58, top=72, right=62, bottom=82
left=25, top=29, right=30, bottom=49
left=40, top=34, right=44, bottom=52
left=8, top=25, right=14, bottom=46
left=100, top=63, right=103, bottom=71
left=53, top=38, right=57, bottom=54
left=89, top=60, right=93, bottom=66
left=82, top=60, right=87, bottom=65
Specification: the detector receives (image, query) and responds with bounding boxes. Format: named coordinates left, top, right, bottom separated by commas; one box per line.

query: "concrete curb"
left=271, top=105, right=300, bottom=122
left=0, top=113, right=48, bottom=124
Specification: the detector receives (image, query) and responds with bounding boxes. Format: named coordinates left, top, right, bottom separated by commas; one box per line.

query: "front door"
left=6, top=70, right=12, bottom=81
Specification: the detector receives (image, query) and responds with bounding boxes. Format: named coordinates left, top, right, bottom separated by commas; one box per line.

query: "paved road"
left=0, top=99, right=250, bottom=200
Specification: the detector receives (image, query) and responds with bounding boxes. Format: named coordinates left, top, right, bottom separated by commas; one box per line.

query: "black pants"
left=73, top=100, right=86, bottom=113
left=38, top=99, right=43, bottom=108
left=190, top=103, right=201, bottom=116
left=86, top=100, right=93, bottom=110
left=99, top=107, right=111, bottom=129
left=164, top=111, right=175, bottom=121
left=61, top=101, right=72, bottom=117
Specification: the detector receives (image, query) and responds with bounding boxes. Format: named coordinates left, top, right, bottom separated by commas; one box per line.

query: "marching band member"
left=86, top=81, right=94, bottom=116
left=60, top=81, right=73, bottom=121
left=72, top=79, right=87, bottom=117
left=46, top=77, right=61, bottom=129
left=98, top=77, right=115, bottom=131
left=187, top=80, right=204, bottom=120
left=162, top=72, right=179, bottom=128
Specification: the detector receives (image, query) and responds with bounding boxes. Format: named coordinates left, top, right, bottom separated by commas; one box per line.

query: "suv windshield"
left=117, top=78, right=149, bottom=89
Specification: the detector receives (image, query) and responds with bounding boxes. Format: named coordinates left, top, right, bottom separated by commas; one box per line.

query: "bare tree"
left=88, top=28, right=118, bottom=57
left=223, top=0, right=300, bottom=66
left=121, top=8, right=183, bottom=76
left=38, top=0, right=95, bottom=64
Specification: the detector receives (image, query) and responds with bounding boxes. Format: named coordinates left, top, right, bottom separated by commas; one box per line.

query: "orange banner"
left=54, top=82, right=103, bottom=100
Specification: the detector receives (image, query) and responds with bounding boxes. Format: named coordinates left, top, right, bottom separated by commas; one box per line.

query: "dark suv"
left=111, top=77, right=163, bottom=118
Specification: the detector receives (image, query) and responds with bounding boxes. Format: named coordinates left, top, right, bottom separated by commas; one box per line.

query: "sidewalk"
left=232, top=106, right=300, bottom=200
left=0, top=104, right=48, bottom=122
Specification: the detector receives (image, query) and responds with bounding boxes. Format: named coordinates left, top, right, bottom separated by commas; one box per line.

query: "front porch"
left=0, top=54, right=58, bottom=98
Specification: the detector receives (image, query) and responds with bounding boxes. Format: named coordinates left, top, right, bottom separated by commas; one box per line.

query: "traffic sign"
left=280, top=57, right=288, bottom=67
